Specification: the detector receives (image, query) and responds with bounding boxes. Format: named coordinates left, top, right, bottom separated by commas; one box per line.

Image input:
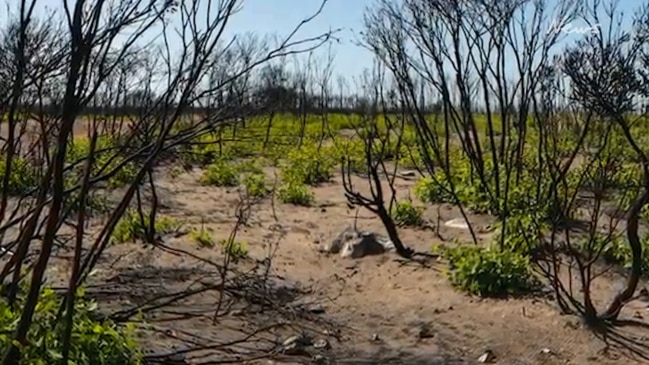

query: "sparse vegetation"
left=0, top=285, right=141, bottom=365
left=111, top=210, right=181, bottom=244
left=391, top=201, right=424, bottom=227
left=5, top=0, right=649, bottom=363
left=190, top=226, right=216, bottom=248
left=243, top=173, right=268, bottom=197
left=219, top=239, right=249, bottom=262
left=200, top=159, right=240, bottom=187
left=438, top=244, right=535, bottom=297
left=277, top=180, right=314, bottom=206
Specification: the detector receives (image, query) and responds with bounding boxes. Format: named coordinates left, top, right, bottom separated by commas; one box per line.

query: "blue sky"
left=222, top=0, right=640, bottom=81
left=222, top=0, right=373, bottom=81
left=0, top=0, right=642, bottom=83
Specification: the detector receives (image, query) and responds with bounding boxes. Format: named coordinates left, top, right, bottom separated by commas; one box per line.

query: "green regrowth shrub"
left=243, top=173, right=268, bottom=197
left=492, top=212, right=548, bottom=254
left=596, top=234, right=649, bottom=277
left=200, top=159, right=239, bottom=187
left=391, top=201, right=424, bottom=227
left=66, top=136, right=138, bottom=188
left=111, top=209, right=181, bottom=244
left=413, top=175, right=455, bottom=205
left=280, top=144, right=334, bottom=185
left=190, top=227, right=215, bottom=248
left=0, top=285, right=141, bottom=365
left=0, top=156, right=38, bottom=195
left=439, top=244, right=534, bottom=297
left=277, top=181, right=314, bottom=206
left=219, top=239, right=249, bottom=262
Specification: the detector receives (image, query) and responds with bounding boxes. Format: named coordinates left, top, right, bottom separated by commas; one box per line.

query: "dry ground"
left=4, top=120, right=649, bottom=364
left=37, top=165, right=649, bottom=365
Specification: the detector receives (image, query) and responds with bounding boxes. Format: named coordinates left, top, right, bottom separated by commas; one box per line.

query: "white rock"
left=444, top=218, right=471, bottom=230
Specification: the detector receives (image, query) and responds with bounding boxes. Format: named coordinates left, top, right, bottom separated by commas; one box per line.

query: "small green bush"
left=0, top=156, right=38, bottom=195
left=65, top=191, right=111, bottom=215
left=277, top=181, right=314, bottom=206
left=391, top=201, right=424, bottom=227
left=66, top=136, right=138, bottom=188
left=280, top=144, right=334, bottom=185
left=219, top=239, right=249, bottom=262
left=200, top=159, right=239, bottom=187
left=596, top=234, right=649, bottom=277
left=413, top=176, right=453, bottom=204
left=439, top=244, right=534, bottom=297
left=243, top=174, right=268, bottom=197
left=112, top=210, right=181, bottom=244
left=0, top=285, right=141, bottom=365
left=190, top=227, right=215, bottom=248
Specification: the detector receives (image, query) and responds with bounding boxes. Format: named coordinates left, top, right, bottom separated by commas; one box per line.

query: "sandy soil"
left=3, top=119, right=649, bottom=364
left=34, top=165, right=648, bottom=365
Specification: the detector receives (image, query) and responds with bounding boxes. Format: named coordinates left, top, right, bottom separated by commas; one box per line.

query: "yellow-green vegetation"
left=436, top=243, right=535, bottom=297
left=64, top=190, right=111, bottom=215
left=111, top=209, right=181, bottom=244
left=280, top=143, right=335, bottom=186
left=165, top=111, right=649, bottom=300
left=0, top=156, right=39, bottom=195
left=0, top=285, right=141, bottom=364
left=243, top=173, right=268, bottom=197
left=596, top=234, right=649, bottom=277
left=189, top=226, right=248, bottom=260
left=277, top=182, right=314, bottom=206
left=200, top=158, right=240, bottom=187
left=219, top=238, right=249, bottom=262
left=66, top=136, right=138, bottom=188
left=190, top=226, right=216, bottom=248
left=391, top=200, right=425, bottom=227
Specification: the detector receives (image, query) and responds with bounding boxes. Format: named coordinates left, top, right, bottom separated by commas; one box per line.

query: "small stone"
left=313, top=354, right=327, bottom=363
left=167, top=353, right=189, bottom=364
left=541, top=348, right=552, bottom=355
left=313, top=339, right=330, bottom=349
left=415, top=322, right=435, bottom=339
left=444, top=218, right=470, bottom=230
left=634, top=311, right=643, bottom=319
left=400, top=170, right=417, bottom=177
left=283, top=335, right=300, bottom=347
left=371, top=333, right=380, bottom=341
left=478, top=350, right=495, bottom=363
left=308, top=304, right=326, bottom=314
left=229, top=309, right=244, bottom=316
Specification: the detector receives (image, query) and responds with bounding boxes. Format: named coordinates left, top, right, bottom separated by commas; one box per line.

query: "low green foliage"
left=280, top=143, right=334, bottom=185
left=66, top=136, right=138, bottom=188
left=243, top=173, right=268, bottom=197
left=0, top=285, right=141, bottom=365
left=277, top=181, right=314, bottom=206
left=190, top=227, right=215, bottom=248
left=65, top=191, right=111, bottom=216
left=492, top=212, right=548, bottom=254
left=595, top=234, right=649, bottom=277
left=111, top=209, right=181, bottom=244
left=0, top=156, right=38, bottom=195
left=413, top=175, right=454, bottom=205
left=219, top=239, right=249, bottom=262
left=391, top=201, right=424, bottom=227
left=438, top=244, right=535, bottom=297
left=200, top=159, right=239, bottom=187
